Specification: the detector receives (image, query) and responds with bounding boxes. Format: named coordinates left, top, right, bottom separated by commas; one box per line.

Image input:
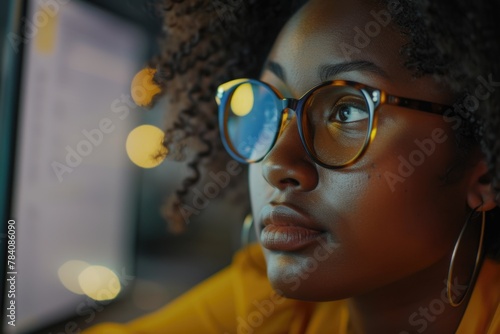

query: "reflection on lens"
left=216, top=79, right=247, bottom=105
left=303, top=85, right=371, bottom=167
left=225, top=82, right=280, bottom=162
left=230, top=83, right=254, bottom=117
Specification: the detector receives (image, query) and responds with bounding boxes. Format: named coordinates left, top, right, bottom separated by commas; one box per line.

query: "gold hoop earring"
left=241, top=214, right=254, bottom=248
left=446, top=205, right=486, bottom=307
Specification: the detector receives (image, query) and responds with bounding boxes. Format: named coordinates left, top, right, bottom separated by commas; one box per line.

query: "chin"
left=264, top=250, right=354, bottom=302
left=268, top=273, right=353, bottom=302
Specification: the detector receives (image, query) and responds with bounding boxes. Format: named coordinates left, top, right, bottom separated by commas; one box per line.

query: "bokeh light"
left=35, top=5, right=59, bottom=54
left=78, top=265, right=121, bottom=301
left=58, top=260, right=90, bottom=295
left=126, top=125, right=167, bottom=168
left=230, top=83, right=254, bottom=117
left=215, top=79, right=247, bottom=106
left=131, top=68, right=162, bottom=107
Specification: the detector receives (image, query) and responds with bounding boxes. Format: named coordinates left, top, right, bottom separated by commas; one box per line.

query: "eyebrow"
left=265, top=61, right=287, bottom=82
left=319, top=60, right=389, bottom=81
left=264, top=60, right=389, bottom=83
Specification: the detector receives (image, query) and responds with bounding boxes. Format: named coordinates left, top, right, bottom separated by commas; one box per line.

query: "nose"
left=261, top=116, right=319, bottom=192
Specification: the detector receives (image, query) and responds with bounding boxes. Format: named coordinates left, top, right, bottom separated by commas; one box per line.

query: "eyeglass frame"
left=216, top=78, right=451, bottom=169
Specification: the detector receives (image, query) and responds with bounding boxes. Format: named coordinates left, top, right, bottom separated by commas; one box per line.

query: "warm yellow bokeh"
left=58, top=260, right=90, bottom=295
left=230, top=83, right=254, bottom=117
left=131, top=68, right=162, bottom=107
left=126, top=125, right=167, bottom=168
left=35, top=5, right=59, bottom=54
left=78, top=265, right=121, bottom=301
left=215, top=78, right=248, bottom=106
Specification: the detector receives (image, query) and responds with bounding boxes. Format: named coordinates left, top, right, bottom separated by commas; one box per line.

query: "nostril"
left=280, top=178, right=300, bottom=187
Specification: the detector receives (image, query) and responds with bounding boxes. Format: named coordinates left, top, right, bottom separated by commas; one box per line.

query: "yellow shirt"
left=83, top=244, right=500, bottom=333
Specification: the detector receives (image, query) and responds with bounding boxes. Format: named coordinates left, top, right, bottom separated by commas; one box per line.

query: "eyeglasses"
left=216, top=79, right=450, bottom=169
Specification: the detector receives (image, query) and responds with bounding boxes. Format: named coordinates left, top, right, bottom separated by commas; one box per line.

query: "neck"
left=346, top=255, right=472, bottom=334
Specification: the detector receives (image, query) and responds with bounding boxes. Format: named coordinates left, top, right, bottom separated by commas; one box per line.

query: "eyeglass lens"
left=223, top=82, right=372, bottom=166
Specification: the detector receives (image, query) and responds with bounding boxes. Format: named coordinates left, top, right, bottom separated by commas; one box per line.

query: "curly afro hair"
left=149, top=0, right=500, bottom=259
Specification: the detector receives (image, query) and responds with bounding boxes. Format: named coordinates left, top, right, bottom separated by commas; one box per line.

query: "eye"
left=330, top=100, right=369, bottom=123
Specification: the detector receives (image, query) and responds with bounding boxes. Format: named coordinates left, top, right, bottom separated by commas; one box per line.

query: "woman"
left=85, top=0, right=500, bottom=332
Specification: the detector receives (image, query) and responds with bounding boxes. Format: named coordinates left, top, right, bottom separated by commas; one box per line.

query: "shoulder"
left=82, top=243, right=349, bottom=333
left=458, top=258, right=500, bottom=334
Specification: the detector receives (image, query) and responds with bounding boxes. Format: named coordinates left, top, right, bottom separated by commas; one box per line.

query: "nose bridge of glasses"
left=281, top=98, right=299, bottom=123
left=282, top=97, right=298, bottom=111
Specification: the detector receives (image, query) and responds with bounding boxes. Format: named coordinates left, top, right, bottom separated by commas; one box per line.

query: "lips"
left=259, top=204, right=326, bottom=251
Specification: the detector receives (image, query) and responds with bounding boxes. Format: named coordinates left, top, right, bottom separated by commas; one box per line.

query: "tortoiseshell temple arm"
left=383, top=94, right=451, bottom=115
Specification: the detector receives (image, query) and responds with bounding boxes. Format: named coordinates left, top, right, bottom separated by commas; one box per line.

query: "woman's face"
left=249, top=0, right=470, bottom=301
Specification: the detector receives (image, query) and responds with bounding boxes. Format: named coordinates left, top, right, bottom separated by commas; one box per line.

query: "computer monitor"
left=1, top=0, right=152, bottom=332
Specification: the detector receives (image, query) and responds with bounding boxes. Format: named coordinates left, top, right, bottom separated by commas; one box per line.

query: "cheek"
left=327, top=113, right=466, bottom=263
left=288, top=117, right=468, bottom=297
left=249, top=163, right=271, bottom=225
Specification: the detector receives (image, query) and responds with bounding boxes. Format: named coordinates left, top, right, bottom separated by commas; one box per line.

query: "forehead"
left=266, top=0, right=408, bottom=93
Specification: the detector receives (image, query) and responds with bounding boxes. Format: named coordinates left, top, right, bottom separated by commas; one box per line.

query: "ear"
left=466, top=157, right=498, bottom=211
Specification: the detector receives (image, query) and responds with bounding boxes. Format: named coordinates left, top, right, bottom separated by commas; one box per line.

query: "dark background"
left=0, top=0, right=248, bottom=332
